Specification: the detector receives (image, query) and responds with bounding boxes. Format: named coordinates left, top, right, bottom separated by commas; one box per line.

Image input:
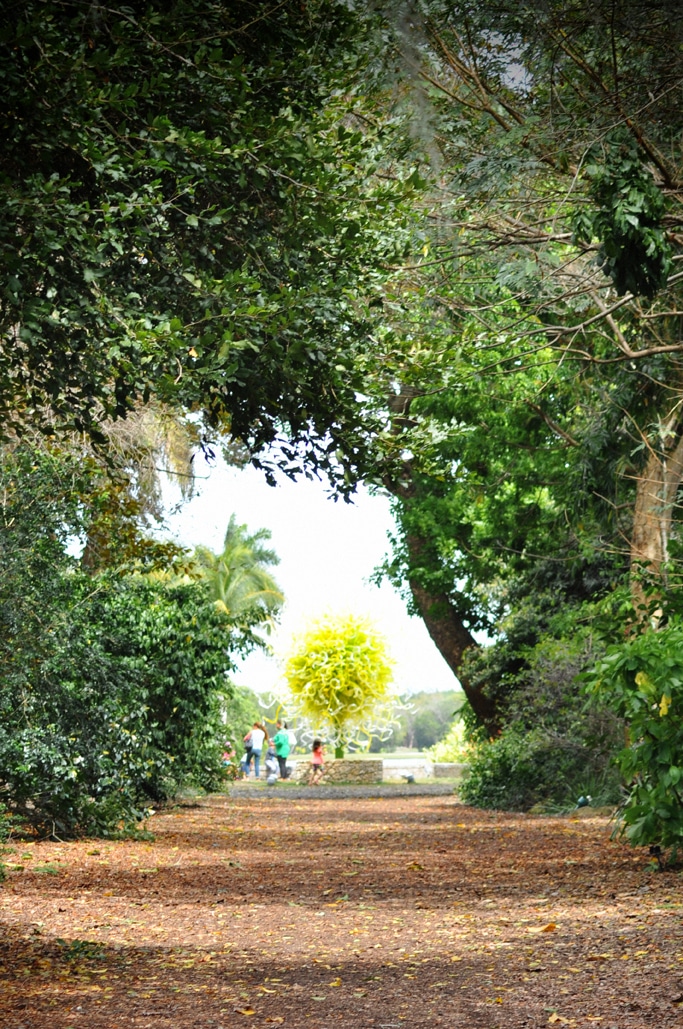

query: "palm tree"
left=194, top=516, right=284, bottom=634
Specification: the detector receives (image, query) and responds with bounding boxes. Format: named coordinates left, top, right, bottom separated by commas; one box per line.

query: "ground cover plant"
left=0, top=793, right=680, bottom=1028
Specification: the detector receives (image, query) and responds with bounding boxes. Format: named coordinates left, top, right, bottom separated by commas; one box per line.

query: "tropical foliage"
left=3, top=0, right=683, bottom=845
left=457, top=633, right=623, bottom=812
left=0, top=0, right=411, bottom=488
left=0, top=574, right=235, bottom=838
left=365, top=0, right=683, bottom=727
left=329, top=0, right=683, bottom=826
left=0, top=442, right=260, bottom=836
left=589, top=625, right=683, bottom=851
left=194, top=515, right=284, bottom=634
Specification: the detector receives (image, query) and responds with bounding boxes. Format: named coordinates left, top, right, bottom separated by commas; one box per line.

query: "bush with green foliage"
left=0, top=443, right=261, bottom=837
left=0, top=572, right=238, bottom=837
left=284, top=613, right=394, bottom=757
left=429, top=719, right=472, bottom=763
left=589, top=623, right=683, bottom=851
left=459, top=727, right=620, bottom=812
left=460, top=633, right=622, bottom=812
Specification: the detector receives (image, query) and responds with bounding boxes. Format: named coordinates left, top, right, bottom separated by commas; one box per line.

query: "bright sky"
left=162, top=454, right=460, bottom=697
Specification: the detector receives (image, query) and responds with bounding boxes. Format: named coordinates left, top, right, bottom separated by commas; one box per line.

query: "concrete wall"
left=433, top=762, right=467, bottom=779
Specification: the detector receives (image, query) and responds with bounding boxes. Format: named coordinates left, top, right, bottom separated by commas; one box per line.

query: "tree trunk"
left=404, top=532, right=498, bottom=730
left=631, top=428, right=683, bottom=618
left=383, top=392, right=498, bottom=730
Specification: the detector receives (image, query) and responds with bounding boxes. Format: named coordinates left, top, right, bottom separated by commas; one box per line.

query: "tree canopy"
left=348, top=0, right=683, bottom=730
left=0, top=0, right=410, bottom=486
left=4, top=0, right=683, bottom=837
left=194, top=515, right=284, bottom=635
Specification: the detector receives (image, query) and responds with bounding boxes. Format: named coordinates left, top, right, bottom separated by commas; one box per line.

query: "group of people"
left=241, top=720, right=294, bottom=780
left=240, top=721, right=326, bottom=784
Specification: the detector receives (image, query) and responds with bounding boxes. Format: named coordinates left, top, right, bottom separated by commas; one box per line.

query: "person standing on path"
left=272, top=720, right=291, bottom=779
left=244, top=721, right=267, bottom=778
left=309, top=739, right=325, bottom=785
left=241, top=729, right=253, bottom=779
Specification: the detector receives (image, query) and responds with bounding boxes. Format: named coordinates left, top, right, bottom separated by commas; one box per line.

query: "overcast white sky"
left=162, top=454, right=460, bottom=697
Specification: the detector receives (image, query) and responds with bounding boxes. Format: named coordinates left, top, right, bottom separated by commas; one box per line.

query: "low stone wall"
left=290, top=759, right=383, bottom=784
left=433, top=762, right=468, bottom=779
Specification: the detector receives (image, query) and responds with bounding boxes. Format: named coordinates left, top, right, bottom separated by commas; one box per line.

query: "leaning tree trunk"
left=630, top=427, right=683, bottom=618
left=403, top=531, right=498, bottom=730
left=383, top=389, right=499, bottom=730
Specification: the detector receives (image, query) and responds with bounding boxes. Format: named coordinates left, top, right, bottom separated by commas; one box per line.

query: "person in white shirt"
left=244, top=722, right=267, bottom=778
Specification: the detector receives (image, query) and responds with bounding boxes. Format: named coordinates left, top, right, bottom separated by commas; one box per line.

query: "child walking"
left=309, top=739, right=325, bottom=785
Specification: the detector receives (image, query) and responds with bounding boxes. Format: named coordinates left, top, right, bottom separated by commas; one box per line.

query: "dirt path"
left=0, top=794, right=680, bottom=1028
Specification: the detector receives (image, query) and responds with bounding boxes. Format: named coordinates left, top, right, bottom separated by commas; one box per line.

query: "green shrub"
left=459, top=632, right=622, bottom=812
left=0, top=575, right=235, bottom=838
left=459, top=727, right=620, bottom=811
left=429, top=719, right=473, bottom=763
left=588, top=622, right=683, bottom=851
left=0, top=443, right=274, bottom=838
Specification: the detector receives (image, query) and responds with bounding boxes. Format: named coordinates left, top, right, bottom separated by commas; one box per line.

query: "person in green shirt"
left=272, top=720, right=291, bottom=779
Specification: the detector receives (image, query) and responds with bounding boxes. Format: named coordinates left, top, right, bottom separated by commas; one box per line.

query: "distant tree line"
left=370, top=692, right=464, bottom=753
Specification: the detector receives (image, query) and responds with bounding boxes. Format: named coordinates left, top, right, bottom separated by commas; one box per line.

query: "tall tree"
left=0, top=0, right=410, bottom=487
left=359, top=0, right=683, bottom=725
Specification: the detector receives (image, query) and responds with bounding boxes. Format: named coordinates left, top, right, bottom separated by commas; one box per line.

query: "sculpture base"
left=290, top=759, right=383, bottom=784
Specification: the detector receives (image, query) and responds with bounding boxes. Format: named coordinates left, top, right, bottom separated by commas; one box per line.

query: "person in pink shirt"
left=309, top=739, right=325, bottom=785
